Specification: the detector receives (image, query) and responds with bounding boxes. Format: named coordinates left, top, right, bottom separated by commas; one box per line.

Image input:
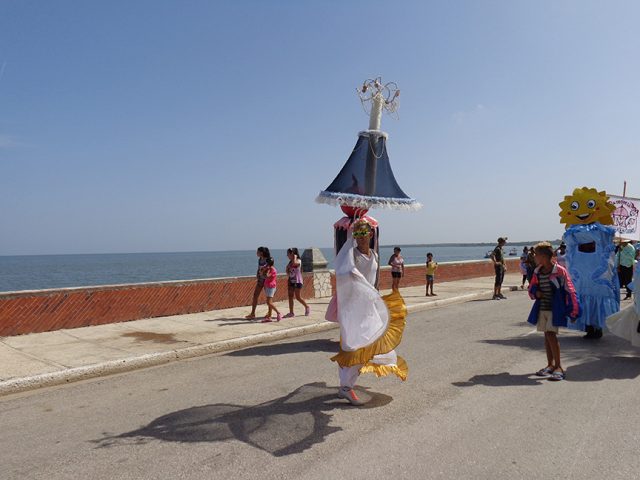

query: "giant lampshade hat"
left=316, top=77, right=421, bottom=213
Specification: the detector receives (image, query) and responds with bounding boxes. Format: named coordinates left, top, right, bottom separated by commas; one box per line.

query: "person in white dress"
left=327, top=218, right=408, bottom=405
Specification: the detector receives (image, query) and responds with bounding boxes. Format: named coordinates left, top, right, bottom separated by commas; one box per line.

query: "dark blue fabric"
left=322, top=134, right=412, bottom=200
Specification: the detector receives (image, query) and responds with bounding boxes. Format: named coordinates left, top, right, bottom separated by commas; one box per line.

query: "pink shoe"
left=338, top=387, right=365, bottom=406
left=261, top=316, right=273, bottom=323
left=283, top=312, right=295, bottom=318
left=276, top=313, right=282, bottom=322
left=304, top=306, right=311, bottom=316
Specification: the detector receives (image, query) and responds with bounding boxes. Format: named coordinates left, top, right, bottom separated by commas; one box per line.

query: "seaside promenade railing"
left=0, top=258, right=520, bottom=337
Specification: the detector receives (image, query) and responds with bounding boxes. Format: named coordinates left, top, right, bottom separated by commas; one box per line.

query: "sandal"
left=245, top=314, right=256, bottom=320
left=261, top=316, right=273, bottom=323
left=535, top=367, right=554, bottom=377
left=548, top=370, right=565, bottom=381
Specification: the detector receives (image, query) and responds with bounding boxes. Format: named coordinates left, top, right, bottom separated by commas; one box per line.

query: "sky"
left=1, top=1, right=638, bottom=255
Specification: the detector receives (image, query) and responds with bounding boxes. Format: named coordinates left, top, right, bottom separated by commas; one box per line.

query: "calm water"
left=0, top=245, right=531, bottom=293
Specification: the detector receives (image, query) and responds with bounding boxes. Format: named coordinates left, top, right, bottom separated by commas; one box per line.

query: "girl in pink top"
left=262, top=257, right=282, bottom=323
left=283, top=247, right=310, bottom=318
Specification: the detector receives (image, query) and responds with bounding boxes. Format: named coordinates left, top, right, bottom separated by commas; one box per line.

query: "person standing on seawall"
left=491, top=237, right=508, bottom=300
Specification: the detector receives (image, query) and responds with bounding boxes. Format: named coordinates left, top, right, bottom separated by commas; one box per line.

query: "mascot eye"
left=570, top=201, right=579, bottom=211
left=587, top=199, right=596, bottom=209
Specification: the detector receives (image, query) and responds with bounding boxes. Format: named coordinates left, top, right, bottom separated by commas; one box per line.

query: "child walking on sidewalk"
left=261, top=257, right=282, bottom=323
left=425, top=252, right=438, bottom=296
left=245, top=246, right=270, bottom=320
left=527, top=242, right=579, bottom=381
left=283, top=247, right=310, bottom=318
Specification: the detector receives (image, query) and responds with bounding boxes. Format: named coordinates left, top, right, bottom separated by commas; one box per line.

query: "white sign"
left=609, top=194, right=640, bottom=241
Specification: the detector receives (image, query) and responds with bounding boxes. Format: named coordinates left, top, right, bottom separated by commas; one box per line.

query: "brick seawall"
left=0, top=274, right=314, bottom=337
left=0, top=258, right=519, bottom=337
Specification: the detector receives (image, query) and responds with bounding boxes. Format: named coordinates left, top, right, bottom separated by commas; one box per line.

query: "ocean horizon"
left=0, top=243, right=544, bottom=293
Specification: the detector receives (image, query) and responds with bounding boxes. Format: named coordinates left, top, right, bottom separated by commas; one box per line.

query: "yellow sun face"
left=559, top=187, right=615, bottom=227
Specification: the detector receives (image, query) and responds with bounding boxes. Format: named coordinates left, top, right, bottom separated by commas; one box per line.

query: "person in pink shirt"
left=283, top=247, right=311, bottom=318
left=388, top=247, right=405, bottom=291
left=261, top=257, right=282, bottom=323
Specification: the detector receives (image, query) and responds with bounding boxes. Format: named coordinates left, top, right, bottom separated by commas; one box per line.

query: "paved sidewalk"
left=0, top=273, right=522, bottom=395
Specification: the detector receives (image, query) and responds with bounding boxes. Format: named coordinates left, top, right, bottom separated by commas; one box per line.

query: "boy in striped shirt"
left=527, top=242, right=579, bottom=381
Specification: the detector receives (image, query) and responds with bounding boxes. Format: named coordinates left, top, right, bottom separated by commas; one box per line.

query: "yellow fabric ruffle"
left=331, top=289, right=408, bottom=380
left=359, top=355, right=408, bottom=381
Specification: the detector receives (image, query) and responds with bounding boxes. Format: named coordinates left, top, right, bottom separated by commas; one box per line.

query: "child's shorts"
left=426, top=275, right=434, bottom=281
left=391, top=271, right=402, bottom=278
left=536, top=310, right=558, bottom=333
left=264, top=287, right=276, bottom=298
left=288, top=281, right=303, bottom=289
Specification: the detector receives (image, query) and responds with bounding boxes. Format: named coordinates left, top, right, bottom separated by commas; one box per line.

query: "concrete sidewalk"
left=0, top=273, right=522, bottom=396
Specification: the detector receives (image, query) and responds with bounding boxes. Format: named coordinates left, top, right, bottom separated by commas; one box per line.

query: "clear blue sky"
left=1, top=1, right=638, bottom=255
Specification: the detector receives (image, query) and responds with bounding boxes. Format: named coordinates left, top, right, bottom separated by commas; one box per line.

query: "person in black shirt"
left=491, top=237, right=507, bottom=300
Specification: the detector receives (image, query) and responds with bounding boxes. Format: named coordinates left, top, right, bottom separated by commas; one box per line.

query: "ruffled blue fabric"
left=570, top=295, right=619, bottom=330
left=563, top=222, right=620, bottom=330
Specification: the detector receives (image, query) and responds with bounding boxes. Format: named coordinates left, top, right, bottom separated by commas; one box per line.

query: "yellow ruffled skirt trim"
left=359, top=356, right=408, bottom=381
left=331, top=290, right=408, bottom=380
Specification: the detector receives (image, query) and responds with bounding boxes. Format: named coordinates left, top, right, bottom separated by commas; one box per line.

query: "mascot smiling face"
left=559, top=187, right=615, bottom=228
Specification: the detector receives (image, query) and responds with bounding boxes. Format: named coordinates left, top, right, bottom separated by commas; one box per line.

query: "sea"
left=0, top=244, right=534, bottom=293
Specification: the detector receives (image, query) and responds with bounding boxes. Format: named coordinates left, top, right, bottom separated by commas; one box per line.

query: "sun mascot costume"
left=559, top=187, right=619, bottom=339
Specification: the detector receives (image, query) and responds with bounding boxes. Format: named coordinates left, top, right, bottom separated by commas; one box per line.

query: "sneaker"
left=282, top=312, right=295, bottom=319
left=304, top=306, right=311, bottom=316
left=498, top=294, right=507, bottom=299
left=492, top=295, right=500, bottom=300
left=276, top=313, right=282, bottom=322
left=338, top=387, right=365, bottom=406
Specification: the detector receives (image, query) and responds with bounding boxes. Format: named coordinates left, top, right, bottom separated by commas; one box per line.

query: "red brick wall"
left=377, top=258, right=521, bottom=290
left=0, top=274, right=313, bottom=337
left=0, top=258, right=519, bottom=337
left=326, top=257, right=519, bottom=293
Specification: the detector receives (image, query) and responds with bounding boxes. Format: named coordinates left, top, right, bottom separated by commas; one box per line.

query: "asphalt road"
left=2, top=291, right=639, bottom=480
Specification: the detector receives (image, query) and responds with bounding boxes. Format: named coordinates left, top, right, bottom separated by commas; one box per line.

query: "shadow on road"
left=564, top=356, right=640, bottom=382
left=481, top=334, right=640, bottom=362
left=226, top=338, right=338, bottom=357
left=453, top=372, right=544, bottom=388
left=92, top=382, right=391, bottom=457
left=204, top=317, right=253, bottom=325
left=454, top=335, right=640, bottom=388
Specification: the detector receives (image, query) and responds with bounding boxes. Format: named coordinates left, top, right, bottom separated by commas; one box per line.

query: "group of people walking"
left=246, top=245, right=441, bottom=324
left=244, top=246, right=310, bottom=323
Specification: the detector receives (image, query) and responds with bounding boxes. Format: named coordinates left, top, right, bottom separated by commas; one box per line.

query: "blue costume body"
left=563, top=222, right=620, bottom=331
